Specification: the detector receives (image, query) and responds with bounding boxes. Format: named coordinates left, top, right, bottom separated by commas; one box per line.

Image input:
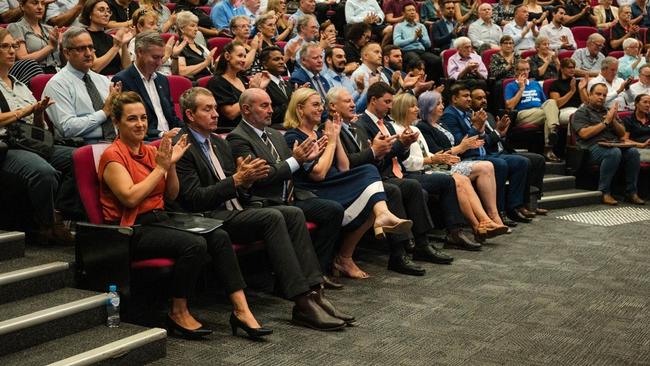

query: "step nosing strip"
left=0, top=294, right=108, bottom=335
left=46, top=328, right=167, bottom=366
left=539, top=192, right=602, bottom=202
left=0, top=232, right=25, bottom=243
left=0, top=262, right=69, bottom=286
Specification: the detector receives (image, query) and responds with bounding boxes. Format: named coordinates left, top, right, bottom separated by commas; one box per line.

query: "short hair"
left=62, top=27, right=90, bottom=50
left=623, top=38, right=640, bottom=49
left=326, top=86, right=350, bottom=106
left=80, top=0, right=105, bottom=26
left=319, top=19, right=334, bottom=34
left=255, top=11, right=276, bottom=29
left=284, top=88, right=320, bottom=129
left=111, top=91, right=144, bottom=125
left=620, top=4, right=632, bottom=12
left=449, top=82, right=470, bottom=97
left=134, top=30, right=164, bottom=53
left=367, top=82, right=395, bottom=103
left=634, top=93, right=650, bottom=105
left=560, top=57, right=576, bottom=69
left=534, top=36, right=550, bottom=48
left=215, top=41, right=246, bottom=75
left=516, top=58, right=530, bottom=69
left=640, top=64, right=650, bottom=74
left=587, top=33, right=605, bottom=44
left=296, top=14, right=317, bottom=33
left=499, top=34, right=514, bottom=44
left=239, top=88, right=264, bottom=108
left=229, top=15, right=250, bottom=32
left=418, top=91, right=443, bottom=124
left=132, top=8, right=159, bottom=30
left=454, top=36, right=471, bottom=49
left=513, top=4, right=526, bottom=15
left=405, top=58, right=425, bottom=72
left=478, top=3, right=492, bottom=11
left=346, top=22, right=371, bottom=43
left=402, top=2, right=417, bottom=12
left=382, top=44, right=400, bottom=58
left=259, top=46, right=283, bottom=65
left=179, top=87, right=214, bottom=125
left=551, top=5, right=566, bottom=14
left=391, top=93, right=418, bottom=127
left=589, top=82, right=608, bottom=93
left=601, top=56, right=618, bottom=69
left=324, top=45, right=344, bottom=63
left=299, top=42, right=322, bottom=61
left=176, top=11, right=199, bottom=30
left=361, top=42, right=380, bottom=57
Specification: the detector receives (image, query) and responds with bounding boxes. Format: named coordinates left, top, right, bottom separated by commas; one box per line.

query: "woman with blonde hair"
left=402, top=91, right=508, bottom=240
left=283, top=88, right=412, bottom=279
left=267, top=0, right=293, bottom=37
left=138, top=0, right=175, bottom=32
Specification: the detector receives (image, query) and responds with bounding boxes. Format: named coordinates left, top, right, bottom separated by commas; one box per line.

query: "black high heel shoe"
left=229, top=313, right=273, bottom=339
left=166, top=315, right=213, bottom=340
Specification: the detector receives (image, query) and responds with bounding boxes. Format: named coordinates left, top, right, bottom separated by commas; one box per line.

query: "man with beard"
left=260, top=46, right=292, bottom=129
left=539, top=6, right=577, bottom=51
left=323, top=46, right=365, bottom=108
left=381, top=45, right=404, bottom=82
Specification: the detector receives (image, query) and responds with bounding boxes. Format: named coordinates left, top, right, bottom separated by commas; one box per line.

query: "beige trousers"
left=516, top=99, right=560, bottom=145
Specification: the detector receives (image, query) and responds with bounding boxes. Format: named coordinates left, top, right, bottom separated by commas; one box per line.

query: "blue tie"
left=463, top=112, right=486, bottom=157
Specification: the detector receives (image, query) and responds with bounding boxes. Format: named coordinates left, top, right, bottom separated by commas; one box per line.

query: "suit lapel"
left=130, top=67, right=155, bottom=115
left=241, top=122, right=276, bottom=162
left=185, top=127, right=218, bottom=180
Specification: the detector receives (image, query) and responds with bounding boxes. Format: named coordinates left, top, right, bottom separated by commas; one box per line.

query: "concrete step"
left=0, top=288, right=107, bottom=356
left=0, top=324, right=166, bottom=366
left=538, top=189, right=603, bottom=210
left=543, top=174, right=576, bottom=192
left=0, top=258, right=70, bottom=305
left=546, top=161, right=566, bottom=175
left=0, top=231, right=25, bottom=261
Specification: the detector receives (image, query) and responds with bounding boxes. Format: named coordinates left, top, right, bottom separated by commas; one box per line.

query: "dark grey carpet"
left=146, top=204, right=649, bottom=365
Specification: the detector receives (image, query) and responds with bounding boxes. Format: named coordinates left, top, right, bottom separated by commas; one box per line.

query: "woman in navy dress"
left=284, top=88, right=412, bottom=279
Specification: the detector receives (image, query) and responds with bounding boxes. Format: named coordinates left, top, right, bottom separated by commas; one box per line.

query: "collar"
left=242, top=119, right=265, bottom=138
left=302, top=66, right=318, bottom=79
left=134, top=63, right=157, bottom=82
left=366, top=110, right=381, bottom=124
left=188, top=126, right=210, bottom=147
left=404, top=20, right=418, bottom=26
left=551, top=22, right=563, bottom=30
left=477, top=18, right=492, bottom=26
left=452, top=106, right=468, bottom=117
left=587, top=103, right=606, bottom=113
left=268, top=73, right=282, bottom=84
left=65, top=63, right=90, bottom=80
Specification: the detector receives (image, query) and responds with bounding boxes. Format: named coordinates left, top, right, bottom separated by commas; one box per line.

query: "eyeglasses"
left=67, top=45, right=95, bottom=52
left=0, top=43, right=19, bottom=51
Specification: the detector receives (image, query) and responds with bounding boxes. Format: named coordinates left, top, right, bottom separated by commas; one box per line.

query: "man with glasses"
left=572, top=33, right=606, bottom=77
left=43, top=27, right=121, bottom=143
left=623, top=65, right=650, bottom=108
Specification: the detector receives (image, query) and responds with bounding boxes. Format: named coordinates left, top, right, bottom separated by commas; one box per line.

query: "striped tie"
left=261, top=132, right=294, bottom=204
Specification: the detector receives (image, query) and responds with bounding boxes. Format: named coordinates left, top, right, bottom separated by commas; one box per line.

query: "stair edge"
left=0, top=262, right=69, bottom=286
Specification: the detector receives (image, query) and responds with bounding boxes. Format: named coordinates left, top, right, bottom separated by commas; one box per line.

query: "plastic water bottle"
left=107, top=285, right=120, bottom=328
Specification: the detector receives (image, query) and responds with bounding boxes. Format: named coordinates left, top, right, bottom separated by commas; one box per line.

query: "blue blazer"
left=439, top=105, right=497, bottom=159
left=355, top=112, right=410, bottom=179
left=289, top=65, right=331, bottom=93
left=112, top=65, right=183, bottom=139
left=431, top=19, right=456, bottom=50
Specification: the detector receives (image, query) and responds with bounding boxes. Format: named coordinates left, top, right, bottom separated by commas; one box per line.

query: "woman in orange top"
left=98, top=92, right=270, bottom=340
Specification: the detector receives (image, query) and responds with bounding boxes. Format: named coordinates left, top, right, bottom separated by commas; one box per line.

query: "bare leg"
left=335, top=214, right=375, bottom=279
left=468, top=162, right=504, bottom=225
left=170, top=298, right=202, bottom=330
left=230, top=290, right=261, bottom=329
left=452, top=174, right=480, bottom=230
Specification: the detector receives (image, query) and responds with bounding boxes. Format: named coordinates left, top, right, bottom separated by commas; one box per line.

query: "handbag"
left=0, top=78, right=54, bottom=160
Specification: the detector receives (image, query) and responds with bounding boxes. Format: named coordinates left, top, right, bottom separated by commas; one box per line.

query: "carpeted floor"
left=150, top=204, right=650, bottom=366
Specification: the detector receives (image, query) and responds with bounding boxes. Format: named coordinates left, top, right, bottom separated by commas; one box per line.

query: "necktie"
left=463, top=112, right=486, bottom=156
left=261, top=132, right=294, bottom=204
left=279, top=80, right=289, bottom=97
left=376, top=119, right=403, bottom=179
left=347, top=125, right=361, bottom=150
left=312, top=74, right=327, bottom=102
left=205, top=140, right=243, bottom=211
left=83, top=74, right=115, bottom=140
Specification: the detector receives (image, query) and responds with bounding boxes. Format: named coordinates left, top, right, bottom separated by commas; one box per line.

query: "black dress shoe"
left=412, top=244, right=454, bottom=264
left=166, top=315, right=213, bottom=340
left=405, top=239, right=416, bottom=253
left=322, top=275, right=344, bottom=290
left=500, top=212, right=518, bottom=227
left=387, top=255, right=426, bottom=276
left=507, top=209, right=533, bottom=223
left=292, top=291, right=346, bottom=331
left=445, top=230, right=482, bottom=251
left=229, top=313, right=273, bottom=339
left=314, top=288, right=355, bottom=324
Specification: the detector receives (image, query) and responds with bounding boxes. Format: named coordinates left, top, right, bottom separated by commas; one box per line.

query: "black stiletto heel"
left=229, top=313, right=273, bottom=339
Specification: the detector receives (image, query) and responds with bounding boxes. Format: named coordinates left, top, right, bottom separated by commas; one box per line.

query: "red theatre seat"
left=29, top=73, right=54, bottom=101
left=197, top=75, right=212, bottom=88
left=520, top=49, right=537, bottom=59
left=207, top=37, right=232, bottom=60
left=160, top=33, right=179, bottom=44
left=572, top=26, right=598, bottom=48
left=441, top=49, right=458, bottom=78
left=558, top=50, right=574, bottom=60
left=481, top=48, right=499, bottom=70
left=166, top=75, right=193, bottom=120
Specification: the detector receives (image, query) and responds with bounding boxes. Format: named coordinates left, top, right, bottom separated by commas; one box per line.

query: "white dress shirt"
left=539, top=23, right=577, bottom=51
left=135, top=64, right=170, bottom=133
left=588, top=74, right=627, bottom=110
left=467, top=18, right=503, bottom=49
left=345, top=0, right=385, bottom=24
left=503, top=21, right=537, bottom=53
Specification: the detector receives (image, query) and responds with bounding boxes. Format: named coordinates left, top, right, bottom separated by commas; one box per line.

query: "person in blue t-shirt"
left=504, top=59, right=562, bottom=162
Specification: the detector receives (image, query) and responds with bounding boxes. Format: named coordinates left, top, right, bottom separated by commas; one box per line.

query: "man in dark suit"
left=470, top=88, right=548, bottom=217
left=289, top=43, right=331, bottom=103
left=431, top=0, right=461, bottom=50
left=260, top=46, right=292, bottom=130
left=355, top=82, right=482, bottom=251
left=173, top=87, right=352, bottom=331
left=227, top=88, right=346, bottom=289
left=328, top=86, right=454, bottom=273
left=111, top=31, right=183, bottom=140
left=440, top=83, right=532, bottom=224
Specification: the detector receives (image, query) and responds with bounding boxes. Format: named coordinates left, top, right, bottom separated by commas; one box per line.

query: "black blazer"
left=339, top=123, right=377, bottom=169
left=174, top=127, right=249, bottom=220
left=226, top=121, right=315, bottom=203
left=416, top=121, right=453, bottom=153
left=112, top=65, right=183, bottom=139
left=484, top=112, right=515, bottom=154
left=266, top=79, right=293, bottom=128
left=431, top=19, right=457, bottom=50
left=355, top=112, right=410, bottom=179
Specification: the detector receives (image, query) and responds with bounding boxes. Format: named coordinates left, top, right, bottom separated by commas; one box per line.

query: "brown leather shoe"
left=534, top=208, right=549, bottom=216
left=626, top=194, right=645, bottom=205
left=516, top=207, right=536, bottom=218
left=602, top=194, right=618, bottom=206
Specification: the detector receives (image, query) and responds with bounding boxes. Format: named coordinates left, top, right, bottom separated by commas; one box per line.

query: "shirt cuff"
left=286, top=157, right=300, bottom=172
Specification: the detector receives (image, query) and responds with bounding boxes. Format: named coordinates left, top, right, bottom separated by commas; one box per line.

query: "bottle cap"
left=109, top=285, right=117, bottom=292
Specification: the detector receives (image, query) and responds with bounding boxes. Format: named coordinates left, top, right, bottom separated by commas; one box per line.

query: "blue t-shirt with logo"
left=504, top=80, right=546, bottom=111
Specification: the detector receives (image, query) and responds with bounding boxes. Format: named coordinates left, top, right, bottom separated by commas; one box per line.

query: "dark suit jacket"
left=440, top=105, right=498, bottom=159
left=289, top=65, right=331, bottom=93
left=174, top=126, right=249, bottom=220
left=339, top=123, right=378, bottom=169
left=266, top=78, right=293, bottom=128
left=355, top=112, right=410, bottom=179
left=484, top=112, right=516, bottom=154
left=112, top=65, right=183, bottom=139
left=226, top=121, right=315, bottom=203
left=416, top=120, right=453, bottom=153
left=431, top=19, right=457, bottom=50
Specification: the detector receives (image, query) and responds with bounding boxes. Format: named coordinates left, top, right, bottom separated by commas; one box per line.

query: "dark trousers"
left=132, top=227, right=245, bottom=299
left=294, top=197, right=344, bottom=272
left=474, top=153, right=529, bottom=211
left=220, top=206, right=322, bottom=299
left=518, top=152, right=545, bottom=202
left=404, top=50, right=442, bottom=84
left=588, top=145, right=640, bottom=194
left=404, top=172, right=465, bottom=229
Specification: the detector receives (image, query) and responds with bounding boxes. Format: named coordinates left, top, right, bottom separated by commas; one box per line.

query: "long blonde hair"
left=391, top=93, right=418, bottom=127
left=284, top=88, right=319, bottom=129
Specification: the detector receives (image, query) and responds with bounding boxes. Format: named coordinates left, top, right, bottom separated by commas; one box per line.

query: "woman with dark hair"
left=8, top=0, right=61, bottom=74
left=176, top=10, right=216, bottom=80
left=80, top=0, right=133, bottom=75
left=623, top=93, right=650, bottom=162
left=489, top=35, right=520, bottom=80
left=549, top=57, right=588, bottom=125
left=343, top=22, right=372, bottom=65
left=99, top=91, right=270, bottom=340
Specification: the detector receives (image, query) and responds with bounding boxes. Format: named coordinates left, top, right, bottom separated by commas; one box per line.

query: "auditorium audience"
left=631, top=0, right=650, bottom=27
left=587, top=56, right=631, bottom=109
left=593, top=0, right=619, bottom=30
left=351, top=42, right=390, bottom=91
left=343, top=22, right=371, bottom=65
left=98, top=91, right=269, bottom=340
left=617, top=39, right=648, bottom=79
left=528, top=36, right=560, bottom=81
left=503, top=5, right=538, bottom=54
left=139, top=0, right=175, bottom=33
left=623, top=94, right=650, bottom=161
left=229, top=15, right=261, bottom=72
left=211, top=0, right=244, bottom=32
left=259, top=46, right=291, bottom=129
left=127, top=8, right=180, bottom=76
left=564, top=0, right=598, bottom=27
left=393, top=3, right=440, bottom=84
left=290, top=43, right=330, bottom=103
left=176, top=11, right=216, bottom=81
left=106, top=0, right=138, bottom=29
left=609, top=5, right=642, bottom=51
left=549, top=58, right=589, bottom=125
left=345, top=0, right=392, bottom=46
left=267, top=0, right=293, bottom=38
left=289, top=0, right=317, bottom=34
left=538, top=6, right=577, bottom=51
left=489, top=35, right=521, bottom=81
left=283, top=14, right=318, bottom=63
left=419, top=0, right=439, bottom=26
left=431, top=0, right=461, bottom=50
left=572, top=33, right=606, bottom=78
left=468, top=3, right=502, bottom=52
left=447, top=37, right=488, bottom=85
left=623, top=64, right=650, bottom=107
left=46, top=0, right=84, bottom=27
left=174, top=0, right=220, bottom=38
left=493, top=0, right=516, bottom=26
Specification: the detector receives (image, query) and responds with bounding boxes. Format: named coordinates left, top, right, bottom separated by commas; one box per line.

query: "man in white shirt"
left=345, top=0, right=393, bottom=46
left=623, top=65, right=650, bottom=108
left=503, top=4, right=539, bottom=53
left=572, top=33, right=607, bottom=77
left=588, top=57, right=635, bottom=110
left=351, top=42, right=390, bottom=92
left=467, top=3, right=503, bottom=52
left=43, top=27, right=120, bottom=142
left=539, top=5, right=577, bottom=51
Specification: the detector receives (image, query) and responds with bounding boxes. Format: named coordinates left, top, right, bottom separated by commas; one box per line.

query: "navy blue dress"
left=284, top=128, right=386, bottom=230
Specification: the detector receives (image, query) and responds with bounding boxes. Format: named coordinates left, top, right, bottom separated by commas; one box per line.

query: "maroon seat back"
left=166, top=75, right=193, bottom=120
left=441, top=49, right=458, bottom=78
left=572, top=27, right=598, bottom=48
